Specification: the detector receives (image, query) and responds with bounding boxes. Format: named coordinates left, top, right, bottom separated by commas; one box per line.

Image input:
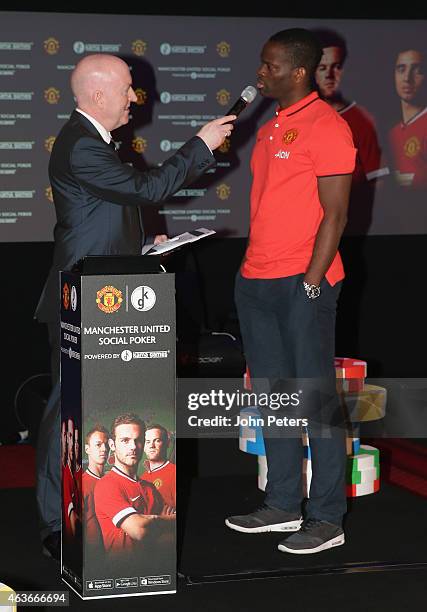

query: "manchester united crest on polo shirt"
left=404, top=136, right=421, bottom=158
left=283, top=129, right=298, bottom=144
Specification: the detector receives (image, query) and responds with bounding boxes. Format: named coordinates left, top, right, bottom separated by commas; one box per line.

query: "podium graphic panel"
left=60, top=271, right=176, bottom=599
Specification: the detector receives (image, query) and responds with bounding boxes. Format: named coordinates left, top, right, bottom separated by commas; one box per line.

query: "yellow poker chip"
left=341, top=384, right=387, bottom=422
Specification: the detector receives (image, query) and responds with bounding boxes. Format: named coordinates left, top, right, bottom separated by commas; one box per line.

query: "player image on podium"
left=313, top=28, right=389, bottom=233
left=142, top=424, right=176, bottom=511
left=94, top=414, right=175, bottom=574
left=389, top=44, right=427, bottom=189
left=82, top=425, right=109, bottom=562
left=62, top=418, right=82, bottom=542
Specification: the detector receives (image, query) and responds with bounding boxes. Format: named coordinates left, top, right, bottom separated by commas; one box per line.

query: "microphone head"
left=240, top=85, right=257, bottom=104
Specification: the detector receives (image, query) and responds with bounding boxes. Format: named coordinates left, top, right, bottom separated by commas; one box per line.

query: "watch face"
left=311, top=286, right=321, bottom=298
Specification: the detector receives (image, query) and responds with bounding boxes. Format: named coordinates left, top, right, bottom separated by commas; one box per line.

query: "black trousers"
left=36, top=321, right=61, bottom=540
left=235, top=272, right=346, bottom=526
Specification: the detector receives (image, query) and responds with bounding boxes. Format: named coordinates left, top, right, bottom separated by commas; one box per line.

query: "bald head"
left=71, top=54, right=137, bottom=131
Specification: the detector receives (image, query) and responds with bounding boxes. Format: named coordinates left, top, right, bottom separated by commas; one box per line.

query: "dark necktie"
left=108, top=140, right=117, bottom=152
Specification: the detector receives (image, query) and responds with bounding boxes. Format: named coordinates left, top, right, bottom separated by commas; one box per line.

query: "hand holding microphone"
left=226, top=85, right=258, bottom=118
left=196, top=115, right=236, bottom=150
left=196, top=85, right=257, bottom=150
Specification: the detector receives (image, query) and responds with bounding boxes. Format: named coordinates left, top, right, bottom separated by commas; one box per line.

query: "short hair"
left=311, top=29, right=348, bottom=64
left=145, top=423, right=169, bottom=443
left=269, top=28, right=323, bottom=80
left=85, top=424, right=109, bottom=446
left=110, top=413, right=145, bottom=440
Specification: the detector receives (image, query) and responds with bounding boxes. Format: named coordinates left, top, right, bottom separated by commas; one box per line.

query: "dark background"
left=2, top=4, right=427, bottom=478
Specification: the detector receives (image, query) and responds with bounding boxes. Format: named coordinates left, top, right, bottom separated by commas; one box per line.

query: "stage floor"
left=179, top=475, right=427, bottom=583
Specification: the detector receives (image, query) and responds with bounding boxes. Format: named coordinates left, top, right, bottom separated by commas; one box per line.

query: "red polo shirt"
left=241, top=91, right=356, bottom=284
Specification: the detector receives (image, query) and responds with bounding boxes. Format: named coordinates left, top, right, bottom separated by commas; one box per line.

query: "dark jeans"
left=36, top=321, right=61, bottom=541
left=235, top=272, right=346, bottom=526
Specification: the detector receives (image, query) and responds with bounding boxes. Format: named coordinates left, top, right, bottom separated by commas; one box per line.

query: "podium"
left=60, top=256, right=176, bottom=599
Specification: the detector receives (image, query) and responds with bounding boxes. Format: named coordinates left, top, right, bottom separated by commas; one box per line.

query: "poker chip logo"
left=96, top=285, right=123, bottom=314
left=283, top=128, right=298, bottom=144
left=71, top=286, right=77, bottom=312
left=62, top=283, right=70, bottom=310
left=404, top=136, right=421, bottom=158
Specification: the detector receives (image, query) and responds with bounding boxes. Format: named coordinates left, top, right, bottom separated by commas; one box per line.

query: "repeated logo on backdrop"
left=45, top=186, right=53, bottom=203
left=216, top=89, right=231, bottom=106
left=134, top=88, right=148, bottom=105
left=132, top=137, right=147, bottom=154
left=44, top=137, right=56, bottom=153
left=216, top=184, right=231, bottom=200
left=44, top=37, right=60, bottom=55
left=44, top=87, right=60, bottom=104
left=131, top=40, right=147, bottom=56
left=216, top=41, right=231, bottom=58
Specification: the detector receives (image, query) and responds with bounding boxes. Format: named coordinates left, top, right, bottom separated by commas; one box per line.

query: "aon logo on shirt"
left=274, top=150, right=290, bottom=159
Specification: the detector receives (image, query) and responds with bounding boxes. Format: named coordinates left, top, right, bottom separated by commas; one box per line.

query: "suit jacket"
left=36, top=110, right=215, bottom=322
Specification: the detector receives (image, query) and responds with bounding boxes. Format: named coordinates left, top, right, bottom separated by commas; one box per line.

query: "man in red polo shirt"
left=94, top=414, right=175, bottom=572
left=225, top=29, right=356, bottom=554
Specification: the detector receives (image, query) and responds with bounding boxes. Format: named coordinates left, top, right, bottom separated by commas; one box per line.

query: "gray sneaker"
left=225, top=505, right=302, bottom=533
left=278, top=518, right=344, bottom=554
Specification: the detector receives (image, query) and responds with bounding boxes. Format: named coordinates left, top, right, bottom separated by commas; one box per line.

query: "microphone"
left=226, top=85, right=257, bottom=118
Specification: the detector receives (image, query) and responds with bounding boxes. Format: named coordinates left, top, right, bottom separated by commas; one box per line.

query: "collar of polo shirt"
left=275, top=91, right=319, bottom=117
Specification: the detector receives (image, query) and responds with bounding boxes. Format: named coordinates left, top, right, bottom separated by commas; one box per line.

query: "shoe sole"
left=278, top=533, right=345, bottom=554
left=225, top=518, right=302, bottom=533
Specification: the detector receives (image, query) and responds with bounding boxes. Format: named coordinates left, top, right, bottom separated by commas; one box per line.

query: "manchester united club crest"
left=218, top=137, right=231, bottom=154
left=44, top=87, right=60, bottom=104
left=404, top=136, right=421, bottom=158
left=44, top=136, right=56, bottom=153
left=153, top=477, right=163, bottom=489
left=283, top=129, right=298, bottom=144
left=132, top=137, right=148, bottom=154
left=134, top=88, right=148, bottom=106
left=43, top=37, right=60, bottom=55
left=131, top=39, right=147, bottom=56
left=96, top=285, right=123, bottom=314
left=62, top=283, right=70, bottom=310
left=216, top=89, right=231, bottom=106
left=216, top=41, right=231, bottom=58
left=216, top=183, right=231, bottom=200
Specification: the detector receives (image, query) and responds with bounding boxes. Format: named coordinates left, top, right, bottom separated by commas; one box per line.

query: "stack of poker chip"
left=238, top=407, right=266, bottom=456
left=0, top=583, right=16, bottom=612
left=346, top=444, right=380, bottom=497
left=302, top=429, right=312, bottom=498
left=258, top=455, right=267, bottom=491
left=335, top=357, right=367, bottom=393
left=342, top=384, right=387, bottom=423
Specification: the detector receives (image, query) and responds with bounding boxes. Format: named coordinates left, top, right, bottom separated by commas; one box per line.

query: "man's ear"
left=85, top=444, right=90, bottom=455
left=294, top=66, right=307, bottom=84
left=93, top=89, right=103, bottom=107
left=108, top=438, right=115, bottom=452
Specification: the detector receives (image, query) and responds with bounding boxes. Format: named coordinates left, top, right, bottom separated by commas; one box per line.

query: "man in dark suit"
left=36, top=53, right=234, bottom=560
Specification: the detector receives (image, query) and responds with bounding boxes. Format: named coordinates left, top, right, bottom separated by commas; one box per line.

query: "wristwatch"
left=303, top=281, right=321, bottom=299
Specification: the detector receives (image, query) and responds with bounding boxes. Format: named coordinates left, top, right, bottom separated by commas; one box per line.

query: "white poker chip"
left=347, top=465, right=380, bottom=485
left=347, top=478, right=380, bottom=497
left=258, top=454, right=268, bottom=491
